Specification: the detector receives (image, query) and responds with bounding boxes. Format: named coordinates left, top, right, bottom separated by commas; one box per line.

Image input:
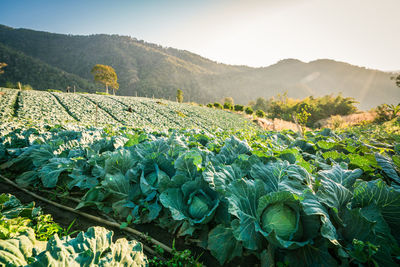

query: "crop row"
left=0, top=88, right=254, bottom=131
left=0, top=193, right=148, bottom=265
left=52, top=92, right=116, bottom=125
left=0, top=88, right=18, bottom=120
left=16, top=90, right=75, bottom=124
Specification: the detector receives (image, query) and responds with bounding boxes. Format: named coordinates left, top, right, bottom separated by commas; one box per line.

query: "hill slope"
left=0, top=88, right=253, bottom=131
left=0, top=25, right=398, bottom=109
left=0, top=43, right=97, bottom=91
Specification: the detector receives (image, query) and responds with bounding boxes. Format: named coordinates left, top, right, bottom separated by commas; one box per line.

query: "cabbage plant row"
left=0, top=88, right=18, bottom=121
left=0, top=124, right=399, bottom=266
left=0, top=88, right=252, bottom=132
left=0, top=193, right=148, bottom=266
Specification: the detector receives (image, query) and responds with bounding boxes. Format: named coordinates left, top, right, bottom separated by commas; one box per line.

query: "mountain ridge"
left=0, top=24, right=398, bottom=109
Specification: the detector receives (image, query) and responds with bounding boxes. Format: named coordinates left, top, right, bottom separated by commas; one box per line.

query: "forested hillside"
left=0, top=43, right=97, bottom=91
left=0, top=25, right=398, bottom=109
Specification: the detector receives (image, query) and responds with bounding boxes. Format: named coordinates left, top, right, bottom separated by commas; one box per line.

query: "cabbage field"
left=0, top=88, right=253, bottom=131
left=0, top=117, right=399, bottom=266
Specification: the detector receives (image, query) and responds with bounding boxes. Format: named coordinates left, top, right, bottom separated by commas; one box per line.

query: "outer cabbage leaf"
left=318, top=164, right=362, bottom=189
left=351, top=180, right=400, bottom=242
left=31, top=227, right=148, bottom=266
left=214, top=136, right=251, bottom=165
left=202, top=164, right=243, bottom=193
left=250, top=161, right=312, bottom=195
left=226, top=179, right=265, bottom=250
left=375, top=153, right=400, bottom=185
left=39, top=158, right=72, bottom=188
left=0, top=229, right=46, bottom=266
left=283, top=238, right=339, bottom=267
left=207, top=224, right=243, bottom=265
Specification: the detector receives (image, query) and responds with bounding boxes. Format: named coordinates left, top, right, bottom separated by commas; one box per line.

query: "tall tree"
left=0, top=62, right=7, bottom=75
left=91, top=64, right=119, bottom=94
left=176, top=89, right=183, bottom=103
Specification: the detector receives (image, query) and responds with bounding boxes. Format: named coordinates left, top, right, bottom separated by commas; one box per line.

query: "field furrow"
left=109, top=95, right=181, bottom=129
left=52, top=93, right=117, bottom=125
left=16, top=90, right=75, bottom=123
left=82, top=94, right=148, bottom=128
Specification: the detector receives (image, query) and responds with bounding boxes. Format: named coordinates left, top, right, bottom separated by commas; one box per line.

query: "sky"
left=0, top=0, right=399, bottom=71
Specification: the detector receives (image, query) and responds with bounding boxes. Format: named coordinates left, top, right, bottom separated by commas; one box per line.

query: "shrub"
left=21, top=83, right=33, bottom=90
left=214, top=102, right=223, bottom=109
left=255, top=109, right=266, bottom=118
left=374, top=104, right=400, bottom=123
left=245, top=106, right=253, bottom=115
left=177, top=89, right=183, bottom=103
left=224, top=102, right=233, bottom=110
left=5, top=81, right=16, bottom=89
left=47, top=89, right=62, bottom=93
left=328, top=115, right=346, bottom=129
left=206, top=103, right=213, bottom=108
left=234, top=104, right=244, bottom=112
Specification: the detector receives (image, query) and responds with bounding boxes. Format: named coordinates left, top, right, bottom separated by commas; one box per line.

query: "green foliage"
left=149, top=240, right=203, bottom=266
left=95, top=91, right=110, bottom=95
left=0, top=62, right=6, bottom=74
left=223, top=102, right=233, bottom=110
left=213, top=102, right=223, bottom=109
left=206, top=103, right=213, bottom=108
left=6, top=82, right=34, bottom=90
left=245, top=106, right=253, bottom=115
left=295, top=103, right=311, bottom=128
left=1, top=119, right=400, bottom=266
left=0, top=43, right=96, bottom=92
left=375, top=103, right=400, bottom=123
left=177, top=89, right=184, bottom=103
left=0, top=88, right=254, bottom=131
left=252, top=94, right=358, bottom=127
left=91, top=64, right=119, bottom=94
left=253, top=97, right=270, bottom=112
left=255, top=109, right=266, bottom=118
left=46, top=89, right=62, bottom=93
left=234, top=104, right=244, bottom=111
left=5, top=81, right=16, bottom=88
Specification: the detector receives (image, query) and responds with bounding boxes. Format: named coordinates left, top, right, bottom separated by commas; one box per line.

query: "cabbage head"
left=256, top=191, right=317, bottom=249
left=160, top=178, right=219, bottom=226
left=261, top=203, right=300, bottom=240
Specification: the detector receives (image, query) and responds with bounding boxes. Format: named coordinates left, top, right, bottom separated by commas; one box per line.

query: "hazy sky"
left=0, top=0, right=399, bottom=71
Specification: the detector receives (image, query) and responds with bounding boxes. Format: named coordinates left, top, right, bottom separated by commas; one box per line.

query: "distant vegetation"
left=0, top=24, right=398, bottom=109
left=91, top=64, right=119, bottom=95
left=176, top=89, right=183, bottom=103
left=247, top=93, right=358, bottom=127
left=0, top=62, right=6, bottom=74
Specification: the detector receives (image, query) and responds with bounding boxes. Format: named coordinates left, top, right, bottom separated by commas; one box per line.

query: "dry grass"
left=249, top=116, right=304, bottom=132
left=317, top=111, right=376, bottom=129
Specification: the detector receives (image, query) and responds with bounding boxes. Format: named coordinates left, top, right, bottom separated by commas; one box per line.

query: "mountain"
left=0, top=24, right=398, bottom=109
left=0, top=42, right=97, bottom=91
